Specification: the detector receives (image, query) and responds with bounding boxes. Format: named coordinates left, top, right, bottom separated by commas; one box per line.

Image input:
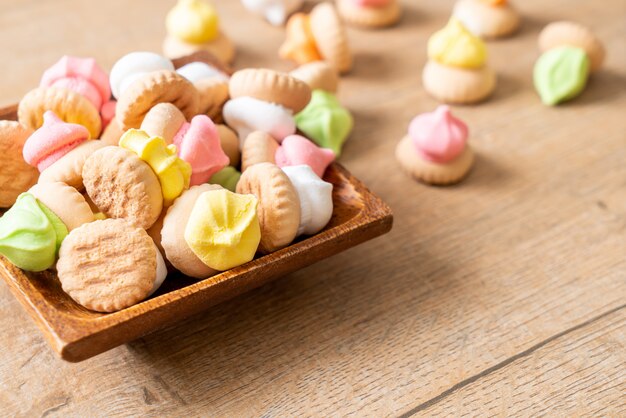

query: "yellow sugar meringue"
left=166, top=0, right=219, bottom=44
left=184, top=189, right=261, bottom=271
left=119, top=129, right=191, bottom=206
left=428, top=18, right=487, bottom=69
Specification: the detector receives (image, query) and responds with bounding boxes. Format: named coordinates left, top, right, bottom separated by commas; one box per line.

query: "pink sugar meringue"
left=100, top=100, right=116, bottom=129
left=23, top=111, right=90, bottom=172
left=355, top=0, right=391, bottom=6
left=275, top=135, right=335, bottom=178
left=408, top=105, right=468, bottom=163
left=40, top=56, right=111, bottom=111
left=173, top=115, right=230, bottom=186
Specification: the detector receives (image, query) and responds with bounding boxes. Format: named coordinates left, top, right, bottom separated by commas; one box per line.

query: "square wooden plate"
left=0, top=104, right=393, bottom=362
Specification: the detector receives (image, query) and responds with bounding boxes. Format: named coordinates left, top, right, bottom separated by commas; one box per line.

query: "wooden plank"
left=408, top=307, right=626, bottom=417
left=0, top=0, right=625, bottom=416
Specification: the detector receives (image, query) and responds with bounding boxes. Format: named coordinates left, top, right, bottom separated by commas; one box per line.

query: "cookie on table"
left=396, top=106, right=474, bottom=185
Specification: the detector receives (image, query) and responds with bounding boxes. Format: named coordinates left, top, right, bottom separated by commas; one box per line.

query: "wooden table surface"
left=1, top=0, right=625, bottom=416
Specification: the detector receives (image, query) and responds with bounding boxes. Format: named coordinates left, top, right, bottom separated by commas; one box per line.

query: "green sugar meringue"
left=534, top=46, right=590, bottom=106
left=209, top=166, right=241, bottom=192
left=295, top=90, right=353, bottom=157
left=0, top=193, right=68, bottom=272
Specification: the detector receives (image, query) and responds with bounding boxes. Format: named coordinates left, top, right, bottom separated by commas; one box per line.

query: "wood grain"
left=410, top=307, right=626, bottom=417
left=1, top=0, right=625, bottom=416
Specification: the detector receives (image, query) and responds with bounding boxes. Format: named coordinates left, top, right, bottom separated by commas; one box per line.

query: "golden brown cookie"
left=538, top=21, right=605, bottom=72
left=422, top=59, right=496, bottom=104
left=229, top=69, right=312, bottom=113
left=163, top=32, right=236, bottom=65
left=28, top=182, right=94, bottom=231
left=289, top=61, right=339, bottom=93
left=38, top=140, right=106, bottom=191
left=337, top=0, right=401, bottom=29
left=115, top=70, right=199, bottom=131
left=195, top=78, right=230, bottom=121
left=453, top=0, right=520, bottom=39
left=82, top=146, right=163, bottom=229
left=396, top=135, right=474, bottom=185
left=18, top=87, right=102, bottom=139
left=100, top=117, right=125, bottom=146
left=161, top=184, right=222, bottom=278
left=241, top=131, right=279, bottom=172
left=0, top=121, right=38, bottom=207
left=236, top=163, right=300, bottom=254
left=216, top=124, right=240, bottom=167
left=140, top=103, right=187, bottom=144
left=310, top=3, right=353, bottom=74
left=57, top=218, right=156, bottom=312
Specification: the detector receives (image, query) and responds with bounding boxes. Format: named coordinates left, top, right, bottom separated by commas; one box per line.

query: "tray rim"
left=0, top=103, right=393, bottom=362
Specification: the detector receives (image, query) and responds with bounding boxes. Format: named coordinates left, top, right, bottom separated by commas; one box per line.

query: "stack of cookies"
left=0, top=50, right=352, bottom=314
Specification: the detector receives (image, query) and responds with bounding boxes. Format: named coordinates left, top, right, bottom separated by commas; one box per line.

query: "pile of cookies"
left=0, top=50, right=352, bottom=313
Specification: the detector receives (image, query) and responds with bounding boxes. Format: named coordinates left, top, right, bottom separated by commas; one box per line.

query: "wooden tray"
left=0, top=104, right=393, bottom=362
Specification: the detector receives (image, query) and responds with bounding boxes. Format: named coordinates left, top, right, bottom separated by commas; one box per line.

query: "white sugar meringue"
left=149, top=243, right=168, bottom=296
left=110, top=52, right=174, bottom=99
left=282, top=165, right=333, bottom=236
left=223, top=97, right=296, bottom=147
left=241, top=0, right=303, bottom=26
left=176, top=62, right=229, bottom=83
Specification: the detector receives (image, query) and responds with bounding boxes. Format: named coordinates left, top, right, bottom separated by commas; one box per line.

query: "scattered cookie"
left=241, top=0, right=303, bottom=26
left=396, top=106, right=474, bottom=185
left=280, top=3, right=353, bottom=74
left=452, top=0, right=520, bottom=39
left=422, top=18, right=496, bottom=104
left=163, top=0, right=235, bottom=64
left=538, top=21, right=605, bottom=72
left=336, top=0, right=401, bottom=29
